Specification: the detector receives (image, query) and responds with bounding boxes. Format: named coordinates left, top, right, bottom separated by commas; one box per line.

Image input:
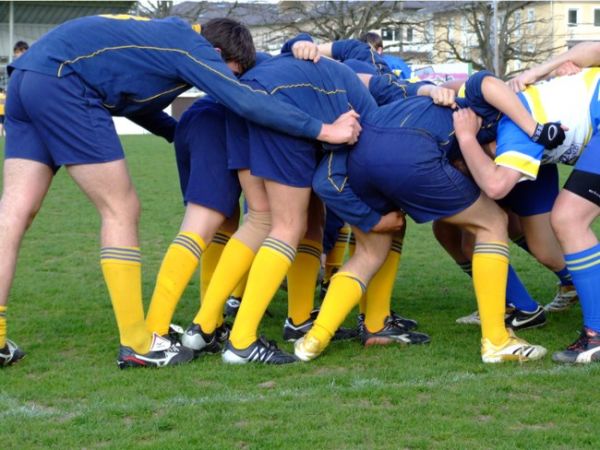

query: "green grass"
left=0, top=135, right=598, bottom=449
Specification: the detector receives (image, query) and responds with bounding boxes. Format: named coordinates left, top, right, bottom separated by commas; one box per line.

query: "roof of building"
left=0, top=1, right=134, bottom=25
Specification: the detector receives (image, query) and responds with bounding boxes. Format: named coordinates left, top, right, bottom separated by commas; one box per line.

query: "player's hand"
left=452, top=108, right=482, bottom=141
left=507, top=69, right=540, bottom=92
left=371, top=211, right=405, bottom=233
left=531, top=122, right=568, bottom=149
left=318, top=110, right=361, bottom=144
left=553, top=60, right=581, bottom=77
left=291, top=41, right=320, bottom=63
left=430, top=86, right=457, bottom=108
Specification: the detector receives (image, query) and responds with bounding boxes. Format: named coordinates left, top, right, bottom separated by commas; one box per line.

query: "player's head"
left=13, top=41, right=29, bottom=58
left=360, top=32, right=383, bottom=55
left=201, top=18, right=256, bottom=76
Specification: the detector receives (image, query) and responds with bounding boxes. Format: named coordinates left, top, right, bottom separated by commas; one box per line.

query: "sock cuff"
left=473, top=242, right=509, bottom=260
left=100, top=247, right=141, bottom=264
left=565, top=244, right=600, bottom=262
left=262, top=237, right=296, bottom=263
left=391, top=239, right=403, bottom=254
left=565, top=244, right=600, bottom=270
left=173, top=232, right=206, bottom=258
left=348, top=233, right=356, bottom=245
left=0, top=305, right=6, bottom=316
left=337, top=228, right=351, bottom=242
left=332, top=271, right=367, bottom=293
left=297, top=239, right=323, bottom=259
left=212, top=230, right=233, bottom=246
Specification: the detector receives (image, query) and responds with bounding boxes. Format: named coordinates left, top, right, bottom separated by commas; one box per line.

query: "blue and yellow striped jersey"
left=496, top=68, right=600, bottom=180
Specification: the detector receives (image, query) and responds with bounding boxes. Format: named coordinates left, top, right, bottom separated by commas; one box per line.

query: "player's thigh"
left=0, top=158, right=53, bottom=219
left=264, top=179, right=312, bottom=226
left=66, top=160, right=138, bottom=215
left=441, top=193, right=508, bottom=242
left=238, top=169, right=269, bottom=212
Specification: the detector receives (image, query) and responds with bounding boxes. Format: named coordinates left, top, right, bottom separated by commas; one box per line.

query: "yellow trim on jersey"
left=327, top=152, right=348, bottom=192
left=57, top=45, right=270, bottom=102
left=99, top=14, right=150, bottom=21
left=457, top=83, right=466, bottom=98
left=523, top=85, right=547, bottom=123
left=269, top=83, right=346, bottom=96
left=494, top=151, right=540, bottom=180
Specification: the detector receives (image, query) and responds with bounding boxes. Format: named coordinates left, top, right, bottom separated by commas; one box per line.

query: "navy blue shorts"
left=4, top=69, right=123, bottom=171
left=175, top=102, right=241, bottom=218
left=226, top=109, right=250, bottom=171
left=348, top=125, right=480, bottom=223
left=248, top=121, right=319, bottom=188
left=498, top=163, right=559, bottom=216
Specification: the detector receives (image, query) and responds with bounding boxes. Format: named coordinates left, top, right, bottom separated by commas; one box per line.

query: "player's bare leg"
left=0, top=158, right=53, bottom=366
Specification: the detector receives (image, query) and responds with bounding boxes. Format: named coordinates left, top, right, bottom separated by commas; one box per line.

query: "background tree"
left=434, top=1, right=558, bottom=78
left=136, top=1, right=174, bottom=19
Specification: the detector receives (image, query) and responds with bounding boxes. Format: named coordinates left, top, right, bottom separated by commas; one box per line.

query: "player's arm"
left=508, top=42, right=600, bottom=92
left=179, top=43, right=359, bottom=144
left=453, top=108, right=521, bottom=199
left=126, top=111, right=177, bottom=142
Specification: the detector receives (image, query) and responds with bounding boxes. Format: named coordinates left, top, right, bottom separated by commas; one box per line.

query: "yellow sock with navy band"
left=195, top=237, right=255, bottom=333
left=0, top=305, right=7, bottom=348
left=325, top=225, right=350, bottom=282
left=101, top=247, right=151, bottom=353
left=200, top=230, right=231, bottom=300
left=229, top=238, right=295, bottom=349
left=472, top=242, right=510, bottom=346
left=287, top=238, right=323, bottom=325
left=146, top=232, right=206, bottom=336
left=365, top=238, right=402, bottom=332
left=309, top=271, right=366, bottom=346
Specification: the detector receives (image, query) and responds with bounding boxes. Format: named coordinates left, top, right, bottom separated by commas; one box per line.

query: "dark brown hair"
left=202, top=18, right=256, bottom=74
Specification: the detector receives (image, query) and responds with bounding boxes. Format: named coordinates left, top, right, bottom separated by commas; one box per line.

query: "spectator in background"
left=13, top=41, right=29, bottom=59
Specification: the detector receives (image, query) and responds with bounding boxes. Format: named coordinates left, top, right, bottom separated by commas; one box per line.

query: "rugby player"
left=456, top=42, right=600, bottom=363
left=0, top=16, right=360, bottom=369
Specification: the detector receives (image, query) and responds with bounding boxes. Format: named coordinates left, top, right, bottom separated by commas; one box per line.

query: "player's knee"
left=550, top=206, right=576, bottom=242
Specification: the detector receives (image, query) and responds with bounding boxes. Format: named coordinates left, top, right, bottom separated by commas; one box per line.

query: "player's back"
left=241, top=54, right=377, bottom=125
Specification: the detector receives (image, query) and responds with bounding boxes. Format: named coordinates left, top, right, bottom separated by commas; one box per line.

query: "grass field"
left=0, top=135, right=599, bottom=449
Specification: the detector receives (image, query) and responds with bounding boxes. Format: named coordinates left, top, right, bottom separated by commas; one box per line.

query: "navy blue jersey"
left=332, top=39, right=392, bottom=76
left=10, top=15, right=322, bottom=139
left=368, top=73, right=433, bottom=106
left=241, top=53, right=377, bottom=123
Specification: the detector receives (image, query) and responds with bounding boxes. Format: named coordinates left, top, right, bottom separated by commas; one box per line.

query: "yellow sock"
left=472, top=242, right=510, bottom=346
left=325, top=225, right=350, bottom=282
left=287, top=238, right=323, bottom=324
left=310, top=272, right=366, bottom=346
left=0, top=305, right=7, bottom=348
left=194, top=237, right=255, bottom=333
left=101, top=247, right=151, bottom=353
left=231, top=273, right=248, bottom=299
left=146, top=232, right=206, bottom=336
left=230, top=238, right=295, bottom=349
left=200, top=230, right=231, bottom=300
left=365, top=238, right=402, bottom=332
